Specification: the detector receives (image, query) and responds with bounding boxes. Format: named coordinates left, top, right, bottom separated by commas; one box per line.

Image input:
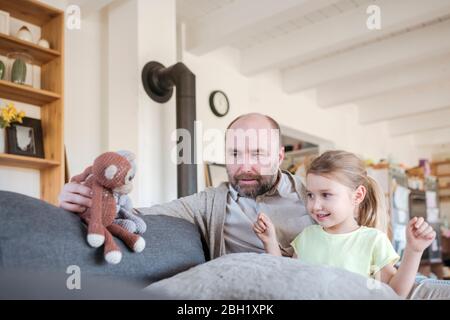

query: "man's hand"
left=58, top=182, right=93, bottom=213
left=406, top=217, right=436, bottom=253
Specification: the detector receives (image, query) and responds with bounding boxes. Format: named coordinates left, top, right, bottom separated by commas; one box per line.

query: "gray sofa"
left=3, top=190, right=444, bottom=300
left=0, top=191, right=205, bottom=299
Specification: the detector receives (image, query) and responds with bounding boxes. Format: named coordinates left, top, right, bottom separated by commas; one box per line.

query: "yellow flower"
left=1, top=107, right=12, bottom=123
left=16, top=111, right=25, bottom=123
left=0, top=102, right=25, bottom=127
left=8, top=109, right=16, bottom=119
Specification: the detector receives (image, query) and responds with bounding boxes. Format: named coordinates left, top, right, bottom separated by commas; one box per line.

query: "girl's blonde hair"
left=306, top=150, right=388, bottom=233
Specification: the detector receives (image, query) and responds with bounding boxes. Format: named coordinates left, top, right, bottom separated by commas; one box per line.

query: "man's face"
left=225, top=123, right=284, bottom=198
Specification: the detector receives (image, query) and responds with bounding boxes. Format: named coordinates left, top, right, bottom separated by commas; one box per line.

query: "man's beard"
left=228, top=171, right=278, bottom=199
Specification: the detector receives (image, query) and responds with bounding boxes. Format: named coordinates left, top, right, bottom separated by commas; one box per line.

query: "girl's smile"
left=315, top=212, right=331, bottom=221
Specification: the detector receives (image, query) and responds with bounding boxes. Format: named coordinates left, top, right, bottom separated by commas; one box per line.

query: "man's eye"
left=322, top=193, right=331, bottom=198
left=306, top=193, right=313, bottom=199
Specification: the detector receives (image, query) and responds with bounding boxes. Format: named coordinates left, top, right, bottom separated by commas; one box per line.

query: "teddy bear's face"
left=113, top=150, right=136, bottom=195
left=113, top=165, right=135, bottom=195
left=93, top=152, right=132, bottom=190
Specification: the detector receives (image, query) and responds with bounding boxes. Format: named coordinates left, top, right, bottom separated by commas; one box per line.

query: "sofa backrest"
left=0, top=191, right=206, bottom=289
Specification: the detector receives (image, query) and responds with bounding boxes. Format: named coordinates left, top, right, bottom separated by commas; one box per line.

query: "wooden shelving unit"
left=0, top=32, right=60, bottom=65
left=0, top=79, right=60, bottom=105
left=0, top=153, right=59, bottom=169
left=432, top=160, right=450, bottom=202
left=0, top=0, right=64, bottom=205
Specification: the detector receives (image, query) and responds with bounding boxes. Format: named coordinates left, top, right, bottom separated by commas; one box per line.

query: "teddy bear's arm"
left=70, top=165, right=93, bottom=184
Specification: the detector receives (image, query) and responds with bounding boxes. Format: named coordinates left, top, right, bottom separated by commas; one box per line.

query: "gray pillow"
left=0, top=191, right=205, bottom=287
left=145, top=253, right=401, bottom=299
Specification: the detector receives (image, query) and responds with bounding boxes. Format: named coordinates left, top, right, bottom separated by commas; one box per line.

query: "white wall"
left=136, top=0, right=177, bottom=205
left=182, top=46, right=432, bottom=192
left=65, top=6, right=105, bottom=178
left=181, top=48, right=252, bottom=191
left=0, top=0, right=439, bottom=205
left=67, top=0, right=178, bottom=207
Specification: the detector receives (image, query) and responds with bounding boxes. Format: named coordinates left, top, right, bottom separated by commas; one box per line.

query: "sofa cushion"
left=0, top=191, right=205, bottom=287
left=145, top=253, right=401, bottom=299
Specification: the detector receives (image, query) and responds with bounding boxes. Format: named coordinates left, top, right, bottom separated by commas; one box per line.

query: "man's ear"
left=279, top=146, right=285, bottom=165
left=354, top=185, right=367, bottom=205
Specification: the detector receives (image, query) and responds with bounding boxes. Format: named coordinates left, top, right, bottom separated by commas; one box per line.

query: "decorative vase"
left=7, top=52, right=32, bottom=86
left=37, top=38, right=50, bottom=49
left=0, top=60, right=5, bottom=80
left=11, top=58, right=26, bottom=84
left=16, top=26, right=33, bottom=42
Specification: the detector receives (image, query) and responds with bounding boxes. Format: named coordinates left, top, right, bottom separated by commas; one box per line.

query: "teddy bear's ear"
left=105, top=165, right=118, bottom=180
left=116, top=150, right=136, bottom=162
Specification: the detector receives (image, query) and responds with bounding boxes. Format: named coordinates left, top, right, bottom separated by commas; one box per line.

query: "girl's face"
left=306, top=173, right=363, bottom=233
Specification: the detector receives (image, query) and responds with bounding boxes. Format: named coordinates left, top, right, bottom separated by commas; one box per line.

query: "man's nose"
left=240, top=159, right=255, bottom=172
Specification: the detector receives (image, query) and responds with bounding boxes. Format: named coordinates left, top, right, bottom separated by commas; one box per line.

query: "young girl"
left=254, top=150, right=436, bottom=298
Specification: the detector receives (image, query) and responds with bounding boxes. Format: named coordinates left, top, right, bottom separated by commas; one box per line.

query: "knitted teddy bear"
left=113, top=151, right=147, bottom=235
left=71, top=151, right=145, bottom=264
left=114, top=194, right=147, bottom=235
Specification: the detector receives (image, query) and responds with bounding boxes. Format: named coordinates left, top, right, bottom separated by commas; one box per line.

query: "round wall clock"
left=209, top=90, right=230, bottom=117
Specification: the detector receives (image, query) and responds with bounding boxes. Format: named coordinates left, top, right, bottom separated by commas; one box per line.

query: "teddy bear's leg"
left=107, top=224, right=145, bottom=253
left=114, top=218, right=137, bottom=233
left=122, top=209, right=147, bottom=234
left=103, top=227, right=122, bottom=264
left=87, top=221, right=105, bottom=248
left=82, top=216, right=105, bottom=248
left=86, top=183, right=107, bottom=248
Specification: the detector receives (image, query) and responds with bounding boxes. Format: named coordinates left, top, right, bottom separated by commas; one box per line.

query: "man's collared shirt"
left=224, top=171, right=312, bottom=255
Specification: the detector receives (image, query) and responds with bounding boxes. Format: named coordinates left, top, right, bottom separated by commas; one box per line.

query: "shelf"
left=0, top=153, right=59, bottom=170
left=0, top=0, right=62, bottom=27
left=433, top=160, right=450, bottom=166
left=0, top=79, right=60, bottom=105
left=0, top=32, right=60, bottom=65
left=284, top=147, right=319, bottom=157
left=437, top=173, right=450, bottom=178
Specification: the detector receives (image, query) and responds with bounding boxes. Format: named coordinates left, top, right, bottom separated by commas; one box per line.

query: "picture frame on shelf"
left=0, top=10, right=9, bottom=35
left=6, top=117, right=44, bottom=158
left=204, top=162, right=227, bottom=188
left=64, top=145, right=70, bottom=183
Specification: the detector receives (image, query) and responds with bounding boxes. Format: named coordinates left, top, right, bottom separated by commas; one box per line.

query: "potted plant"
left=0, top=101, right=25, bottom=153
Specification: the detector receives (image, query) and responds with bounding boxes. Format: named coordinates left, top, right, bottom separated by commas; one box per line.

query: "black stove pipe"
left=141, top=61, right=197, bottom=198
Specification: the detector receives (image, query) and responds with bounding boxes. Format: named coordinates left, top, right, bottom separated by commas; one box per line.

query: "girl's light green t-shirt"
left=290, top=225, right=400, bottom=278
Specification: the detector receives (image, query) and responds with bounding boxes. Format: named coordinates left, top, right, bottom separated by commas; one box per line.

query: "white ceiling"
left=177, top=0, right=450, bottom=150
left=177, top=0, right=237, bottom=23
left=231, top=0, right=370, bottom=50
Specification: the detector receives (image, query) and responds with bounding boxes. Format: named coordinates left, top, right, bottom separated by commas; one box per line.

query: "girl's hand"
left=253, top=213, right=277, bottom=245
left=406, top=217, right=436, bottom=253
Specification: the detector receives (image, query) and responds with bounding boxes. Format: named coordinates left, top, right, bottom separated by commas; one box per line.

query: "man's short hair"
left=226, top=113, right=282, bottom=148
